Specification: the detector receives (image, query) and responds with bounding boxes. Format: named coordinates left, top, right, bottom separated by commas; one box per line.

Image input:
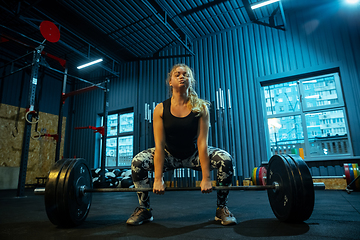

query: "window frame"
left=99, top=109, right=134, bottom=168
left=261, top=72, right=353, bottom=161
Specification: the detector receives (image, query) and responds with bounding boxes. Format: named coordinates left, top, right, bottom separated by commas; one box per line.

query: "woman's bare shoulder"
left=154, top=102, right=164, bottom=118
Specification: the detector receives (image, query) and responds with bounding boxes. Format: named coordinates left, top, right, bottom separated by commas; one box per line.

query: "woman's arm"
left=152, top=103, right=166, bottom=194
left=197, top=105, right=213, bottom=193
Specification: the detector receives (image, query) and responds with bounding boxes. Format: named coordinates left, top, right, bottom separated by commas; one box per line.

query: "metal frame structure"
left=243, top=0, right=286, bottom=31
left=17, top=16, right=120, bottom=77
left=0, top=25, right=110, bottom=196
left=1, top=1, right=288, bottom=67
left=17, top=43, right=44, bottom=197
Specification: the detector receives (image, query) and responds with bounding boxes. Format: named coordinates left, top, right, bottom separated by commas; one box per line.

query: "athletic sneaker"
left=126, top=207, right=153, bottom=225
left=215, top=206, right=237, bottom=226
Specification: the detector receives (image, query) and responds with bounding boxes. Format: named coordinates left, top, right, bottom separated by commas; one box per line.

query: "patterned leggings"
left=131, top=146, right=234, bottom=209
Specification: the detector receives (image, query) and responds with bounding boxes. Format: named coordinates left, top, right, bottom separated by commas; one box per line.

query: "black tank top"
left=162, top=98, right=199, bottom=159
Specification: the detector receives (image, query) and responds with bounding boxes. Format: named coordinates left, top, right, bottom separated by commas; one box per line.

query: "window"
left=100, top=111, right=134, bottom=167
left=262, top=73, right=352, bottom=159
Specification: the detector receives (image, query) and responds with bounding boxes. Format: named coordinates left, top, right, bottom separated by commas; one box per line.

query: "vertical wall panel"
left=66, top=3, right=360, bottom=178
left=68, top=62, right=139, bottom=167
left=4, top=3, right=359, bottom=181
left=0, top=64, right=68, bottom=117
left=179, top=5, right=359, bottom=178
left=1, top=67, right=30, bottom=109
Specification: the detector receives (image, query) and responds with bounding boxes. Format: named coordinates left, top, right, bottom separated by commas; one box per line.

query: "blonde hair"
left=166, top=63, right=210, bottom=117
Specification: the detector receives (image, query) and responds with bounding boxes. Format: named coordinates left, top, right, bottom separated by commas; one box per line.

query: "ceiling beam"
left=33, top=1, right=138, bottom=62
left=141, top=0, right=195, bottom=56
left=242, top=0, right=286, bottom=31
left=18, top=16, right=119, bottom=77
left=242, top=0, right=257, bottom=21
left=138, top=54, right=193, bottom=61
left=278, top=1, right=287, bottom=30
left=177, top=0, right=230, bottom=17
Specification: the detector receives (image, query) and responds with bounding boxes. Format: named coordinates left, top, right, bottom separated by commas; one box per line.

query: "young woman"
left=127, top=63, right=237, bottom=226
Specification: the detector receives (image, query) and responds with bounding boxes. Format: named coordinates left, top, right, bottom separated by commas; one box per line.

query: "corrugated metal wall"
left=193, top=8, right=360, bottom=177
left=67, top=62, right=139, bottom=164
left=0, top=65, right=67, bottom=116
left=67, top=6, right=360, bottom=179
left=191, top=28, right=272, bottom=178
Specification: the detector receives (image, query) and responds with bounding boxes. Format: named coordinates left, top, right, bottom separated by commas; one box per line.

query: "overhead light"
left=251, top=0, right=280, bottom=10
left=77, top=58, right=103, bottom=69
left=346, top=0, right=359, bottom=3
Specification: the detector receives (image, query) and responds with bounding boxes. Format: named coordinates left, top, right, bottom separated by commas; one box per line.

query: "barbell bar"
left=34, top=154, right=323, bottom=227
left=35, top=182, right=325, bottom=195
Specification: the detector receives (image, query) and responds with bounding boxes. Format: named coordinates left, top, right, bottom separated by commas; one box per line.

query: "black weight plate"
left=56, top=159, right=76, bottom=226
left=355, top=164, right=360, bottom=190
left=57, top=158, right=92, bottom=227
left=45, top=159, right=73, bottom=226
left=283, top=155, right=302, bottom=222
left=287, top=154, right=314, bottom=222
left=267, top=155, right=296, bottom=222
left=65, top=159, right=92, bottom=226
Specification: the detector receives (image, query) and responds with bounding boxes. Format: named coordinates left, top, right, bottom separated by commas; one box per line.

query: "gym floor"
left=0, top=189, right=359, bottom=240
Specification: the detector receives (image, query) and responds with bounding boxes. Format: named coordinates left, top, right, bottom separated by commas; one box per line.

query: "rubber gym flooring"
left=0, top=188, right=359, bottom=240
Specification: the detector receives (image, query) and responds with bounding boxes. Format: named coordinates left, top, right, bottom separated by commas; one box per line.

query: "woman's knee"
left=209, top=148, right=233, bottom=168
left=131, top=148, right=154, bottom=180
left=222, top=152, right=234, bottom=171
left=209, top=148, right=234, bottom=184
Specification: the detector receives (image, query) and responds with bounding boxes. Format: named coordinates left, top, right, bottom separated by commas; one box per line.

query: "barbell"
left=34, top=154, right=324, bottom=227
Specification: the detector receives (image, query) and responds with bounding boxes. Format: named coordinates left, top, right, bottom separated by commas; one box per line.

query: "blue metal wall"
left=68, top=6, right=360, bottom=178
left=0, top=64, right=68, bottom=116
left=67, top=62, right=139, bottom=163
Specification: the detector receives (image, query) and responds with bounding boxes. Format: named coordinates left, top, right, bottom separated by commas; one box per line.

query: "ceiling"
left=0, top=0, right=291, bottom=77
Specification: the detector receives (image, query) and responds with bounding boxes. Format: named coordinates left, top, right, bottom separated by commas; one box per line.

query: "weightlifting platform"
left=0, top=188, right=359, bottom=240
